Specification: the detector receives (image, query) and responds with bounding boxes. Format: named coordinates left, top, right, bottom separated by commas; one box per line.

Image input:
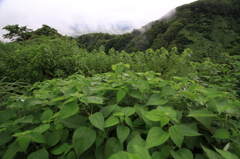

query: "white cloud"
left=0, top=0, right=197, bottom=41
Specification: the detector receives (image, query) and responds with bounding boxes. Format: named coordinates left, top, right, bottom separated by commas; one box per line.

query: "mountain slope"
left=76, top=0, right=240, bottom=61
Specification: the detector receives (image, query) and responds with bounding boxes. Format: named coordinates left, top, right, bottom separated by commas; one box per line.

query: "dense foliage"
left=1, top=0, right=240, bottom=158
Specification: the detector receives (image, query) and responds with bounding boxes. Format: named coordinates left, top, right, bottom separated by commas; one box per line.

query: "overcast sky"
left=0, top=0, right=197, bottom=41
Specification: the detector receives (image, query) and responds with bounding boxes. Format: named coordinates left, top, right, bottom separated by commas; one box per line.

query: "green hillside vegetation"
left=76, top=0, right=240, bottom=61
left=0, top=0, right=240, bottom=158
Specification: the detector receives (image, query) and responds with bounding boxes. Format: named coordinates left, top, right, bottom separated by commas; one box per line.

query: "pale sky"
left=0, top=0, right=197, bottom=41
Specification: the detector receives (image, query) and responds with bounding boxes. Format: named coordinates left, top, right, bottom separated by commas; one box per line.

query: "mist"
left=0, top=0, right=197, bottom=41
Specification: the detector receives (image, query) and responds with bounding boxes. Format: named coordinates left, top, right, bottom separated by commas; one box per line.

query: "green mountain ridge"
left=76, top=0, right=240, bottom=61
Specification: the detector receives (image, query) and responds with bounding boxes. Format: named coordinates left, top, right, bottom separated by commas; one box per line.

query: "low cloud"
left=0, top=0, right=197, bottom=41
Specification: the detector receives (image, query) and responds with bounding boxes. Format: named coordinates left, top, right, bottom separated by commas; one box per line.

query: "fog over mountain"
left=0, top=0, right=197, bottom=41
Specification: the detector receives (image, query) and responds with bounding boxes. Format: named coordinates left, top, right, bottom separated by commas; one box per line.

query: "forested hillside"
left=76, top=0, right=240, bottom=61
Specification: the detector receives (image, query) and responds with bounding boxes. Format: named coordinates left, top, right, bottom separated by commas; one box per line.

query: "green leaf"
left=215, top=147, right=239, bottom=159
left=58, top=100, right=79, bottom=120
left=127, top=132, right=145, bottom=153
left=132, top=145, right=151, bottom=159
left=213, top=129, right=230, bottom=139
left=104, top=116, right=119, bottom=128
left=158, top=106, right=178, bottom=122
left=117, top=89, right=126, bottom=103
left=105, top=137, right=123, bottom=158
left=14, top=115, right=33, bottom=124
left=18, top=135, right=31, bottom=153
left=138, top=80, right=149, bottom=93
left=2, top=142, right=19, bottom=159
left=100, top=104, right=117, bottom=117
left=179, top=91, right=198, bottom=99
left=180, top=124, right=202, bottom=136
left=145, top=109, right=165, bottom=121
left=146, top=94, right=168, bottom=105
left=170, top=148, right=193, bottom=159
left=72, top=126, right=96, bottom=157
left=145, top=127, right=169, bottom=149
left=115, top=66, right=124, bottom=76
left=24, top=98, right=43, bottom=108
left=161, top=84, right=175, bottom=97
left=117, top=125, right=130, bottom=144
left=31, top=132, right=46, bottom=143
left=108, top=151, right=129, bottom=159
left=0, top=131, right=13, bottom=146
left=66, top=151, right=76, bottom=159
left=0, top=108, right=15, bottom=124
left=89, top=112, right=105, bottom=131
left=122, top=107, right=136, bottom=116
left=86, top=96, right=104, bottom=104
left=27, top=148, right=49, bottom=159
left=216, top=98, right=229, bottom=114
left=169, top=125, right=184, bottom=148
left=129, top=91, right=143, bottom=100
left=51, top=143, right=69, bottom=155
left=45, top=130, right=61, bottom=146
left=201, top=145, right=224, bottom=159
left=188, top=109, right=216, bottom=129
left=33, top=124, right=50, bottom=133
left=40, top=109, right=53, bottom=122
left=82, top=85, right=91, bottom=96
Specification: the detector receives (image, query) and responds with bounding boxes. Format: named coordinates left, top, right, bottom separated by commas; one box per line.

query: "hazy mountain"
left=75, top=0, right=240, bottom=61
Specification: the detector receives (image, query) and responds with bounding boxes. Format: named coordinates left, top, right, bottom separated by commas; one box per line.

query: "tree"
left=2, top=24, right=33, bottom=41
left=33, top=24, right=61, bottom=38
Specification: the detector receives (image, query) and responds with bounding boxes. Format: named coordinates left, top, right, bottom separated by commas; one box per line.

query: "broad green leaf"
left=45, top=130, right=61, bottom=146
left=127, top=133, right=145, bottom=153
left=180, top=124, right=201, bottom=136
left=0, top=108, right=15, bottom=124
left=108, top=151, right=129, bottom=159
left=122, top=107, right=136, bottom=116
left=51, top=143, right=69, bottom=155
left=216, top=98, right=229, bottom=114
left=215, top=147, right=239, bottom=159
left=0, top=131, right=13, bottom=146
left=161, top=84, right=175, bottom=97
left=130, top=91, right=144, bottom=100
left=58, top=100, right=79, bottom=120
left=89, top=112, right=105, bottom=131
left=95, top=146, right=105, bottom=159
left=157, top=106, right=178, bottom=122
left=100, top=104, right=117, bottom=117
left=40, top=109, right=53, bottom=122
left=105, top=137, right=123, bottom=158
left=105, top=116, right=119, bottom=128
left=72, top=126, right=96, bottom=157
left=125, top=116, right=134, bottom=128
left=117, top=89, right=126, bottom=103
left=169, top=125, right=184, bottom=148
left=147, top=94, right=168, bottom=105
left=145, top=127, right=169, bottom=149
left=2, top=142, right=19, bottom=159
left=27, top=148, right=49, bottom=159
left=66, top=151, right=76, bottom=159
left=132, top=145, right=151, bottom=159
left=86, top=96, right=104, bottom=104
left=179, top=91, right=198, bottom=99
left=31, top=132, right=46, bottom=143
left=14, top=115, right=33, bottom=124
left=24, top=98, right=43, bottom=108
left=145, top=109, right=164, bottom=121
left=170, top=148, right=193, bottom=159
left=213, top=129, right=230, bottom=139
left=18, top=135, right=31, bottom=153
left=117, top=125, right=130, bottom=144
left=61, top=114, right=87, bottom=129
left=33, top=124, right=50, bottom=133
left=82, top=85, right=91, bottom=96
left=115, top=66, right=124, bottom=76
left=188, top=109, right=216, bottom=129
left=201, top=145, right=224, bottom=159
left=138, top=80, right=149, bottom=93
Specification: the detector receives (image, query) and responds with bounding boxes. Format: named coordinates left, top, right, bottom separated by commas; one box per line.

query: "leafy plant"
left=1, top=63, right=239, bottom=158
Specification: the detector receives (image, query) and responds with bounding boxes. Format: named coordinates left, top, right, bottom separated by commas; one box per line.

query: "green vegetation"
left=0, top=0, right=240, bottom=158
